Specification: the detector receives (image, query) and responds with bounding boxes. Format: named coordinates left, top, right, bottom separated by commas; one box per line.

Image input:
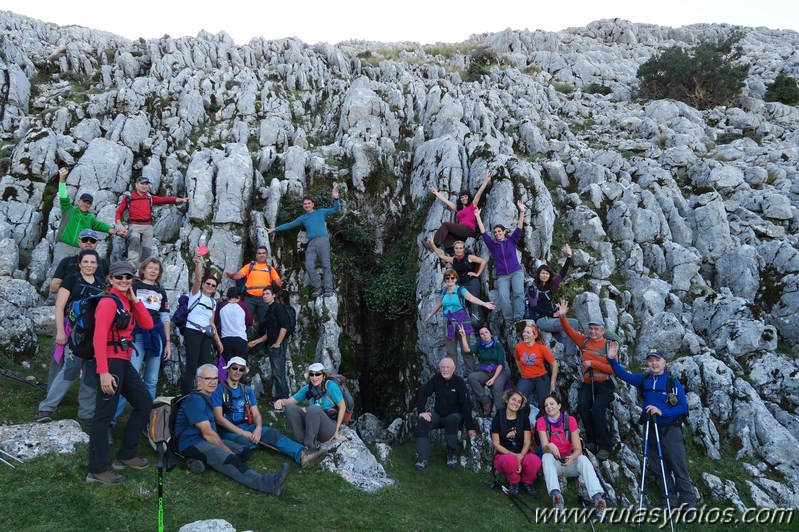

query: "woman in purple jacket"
left=476, top=200, right=526, bottom=324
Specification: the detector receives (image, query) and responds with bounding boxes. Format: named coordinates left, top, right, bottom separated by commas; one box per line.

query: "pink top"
left=455, top=203, right=477, bottom=231
left=536, top=414, right=579, bottom=456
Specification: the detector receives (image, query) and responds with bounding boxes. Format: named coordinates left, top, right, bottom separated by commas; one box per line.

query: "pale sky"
left=1, top=1, right=797, bottom=45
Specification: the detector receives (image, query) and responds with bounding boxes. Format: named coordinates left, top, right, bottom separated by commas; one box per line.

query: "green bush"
left=583, top=82, right=612, bottom=96
left=636, top=30, right=749, bottom=110
left=466, top=45, right=497, bottom=82
left=765, top=72, right=799, bottom=105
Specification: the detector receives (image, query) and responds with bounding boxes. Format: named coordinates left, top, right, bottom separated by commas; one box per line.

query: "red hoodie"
left=93, top=287, right=154, bottom=374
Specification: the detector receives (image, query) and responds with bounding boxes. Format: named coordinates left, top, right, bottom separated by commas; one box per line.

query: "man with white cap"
left=211, top=357, right=327, bottom=468
left=557, top=299, right=615, bottom=461
left=115, top=176, right=190, bottom=264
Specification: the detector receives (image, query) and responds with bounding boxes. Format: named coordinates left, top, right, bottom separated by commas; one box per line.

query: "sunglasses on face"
left=444, top=277, right=457, bottom=281
left=229, top=365, right=246, bottom=372
left=308, top=372, right=324, bottom=377
left=204, top=282, right=217, bottom=288
left=112, top=274, right=133, bottom=280
left=80, top=237, right=98, bottom=244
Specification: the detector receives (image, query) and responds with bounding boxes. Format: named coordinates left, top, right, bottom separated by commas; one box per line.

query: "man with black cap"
left=211, top=356, right=327, bottom=468
left=557, top=299, right=615, bottom=461
left=53, top=166, right=123, bottom=267
left=609, top=346, right=698, bottom=511
left=48, top=229, right=110, bottom=298
left=115, top=176, right=190, bottom=264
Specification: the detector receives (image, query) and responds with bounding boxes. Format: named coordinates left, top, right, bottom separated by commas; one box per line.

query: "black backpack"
left=67, top=294, right=129, bottom=359
left=283, top=302, right=297, bottom=337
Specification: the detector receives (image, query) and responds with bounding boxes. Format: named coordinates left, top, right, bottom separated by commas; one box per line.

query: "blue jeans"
left=496, top=269, right=525, bottom=322
left=112, top=332, right=162, bottom=425
left=221, top=423, right=304, bottom=464
left=518, top=375, right=550, bottom=412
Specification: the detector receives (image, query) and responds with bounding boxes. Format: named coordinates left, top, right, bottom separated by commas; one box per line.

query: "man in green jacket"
left=52, top=166, right=125, bottom=266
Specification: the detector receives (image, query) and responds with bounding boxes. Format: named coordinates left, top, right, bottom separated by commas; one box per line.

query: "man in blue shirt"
left=175, top=364, right=289, bottom=494
left=608, top=346, right=698, bottom=510
left=211, top=357, right=326, bottom=468
left=268, top=187, right=340, bottom=297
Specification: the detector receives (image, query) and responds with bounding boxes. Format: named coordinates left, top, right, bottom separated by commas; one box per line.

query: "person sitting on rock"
left=429, top=170, right=492, bottom=251
left=459, top=324, right=508, bottom=416
left=608, top=346, right=699, bottom=511
left=211, top=357, right=327, bottom=469
left=537, top=394, right=606, bottom=521
left=175, top=363, right=289, bottom=494
left=557, top=299, right=614, bottom=461
left=114, top=176, right=190, bottom=265
left=223, top=246, right=283, bottom=356
left=274, top=362, right=348, bottom=452
left=414, top=357, right=476, bottom=470
left=514, top=323, right=558, bottom=416
left=53, top=166, right=124, bottom=268
left=525, top=244, right=579, bottom=360
left=267, top=186, right=340, bottom=298
left=475, top=200, right=526, bottom=325
left=491, top=389, right=541, bottom=497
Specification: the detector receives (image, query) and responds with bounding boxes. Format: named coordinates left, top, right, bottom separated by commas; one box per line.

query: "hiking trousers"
left=416, top=411, right=464, bottom=462
left=647, top=422, right=698, bottom=507
left=541, top=453, right=603, bottom=498
left=221, top=424, right=304, bottom=463
left=284, top=403, right=336, bottom=449
left=577, top=379, right=614, bottom=453
left=126, top=223, right=154, bottom=265
left=187, top=439, right=284, bottom=493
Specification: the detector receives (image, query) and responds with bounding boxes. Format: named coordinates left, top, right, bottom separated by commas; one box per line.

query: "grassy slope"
left=1, top=345, right=795, bottom=531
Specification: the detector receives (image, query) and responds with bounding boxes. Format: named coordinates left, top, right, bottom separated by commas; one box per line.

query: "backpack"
left=67, top=294, right=129, bottom=360
left=535, top=412, right=573, bottom=457
left=496, top=409, right=527, bottom=456
left=171, top=294, right=201, bottom=330
left=324, top=373, right=355, bottom=425
left=236, top=261, right=273, bottom=294
left=282, top=302, right=297, bottom=338
left=147, top=393, right=209, bottom=471
left=122, top=191, right=154, bottom=223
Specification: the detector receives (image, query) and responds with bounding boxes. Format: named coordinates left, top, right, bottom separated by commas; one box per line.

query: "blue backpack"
left=67, top=294, right=128, bottom=359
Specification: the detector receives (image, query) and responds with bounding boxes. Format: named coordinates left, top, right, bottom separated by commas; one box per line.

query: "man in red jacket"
left=115, top=176, right=190, bottom=264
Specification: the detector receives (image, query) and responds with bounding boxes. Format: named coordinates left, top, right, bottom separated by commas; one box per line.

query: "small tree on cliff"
left=765, top=72, right=799, bottom=105
left=636, top=30, right=749, bottom=110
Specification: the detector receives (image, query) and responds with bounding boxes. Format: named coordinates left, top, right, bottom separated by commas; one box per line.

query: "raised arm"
left=429, top=236, right=454, bottom=264
left=472, top=170, right=492, bottom=207
left=516, top=199, right=525, bottom=229
left=475, top=207, right=486, bottom=234
left=190, top=252, right=202, bottom=296
left=430, top=186, right=457, bottom=211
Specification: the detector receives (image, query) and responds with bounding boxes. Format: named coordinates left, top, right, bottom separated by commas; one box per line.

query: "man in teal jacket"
left=268, top=186, right=340, bottom=297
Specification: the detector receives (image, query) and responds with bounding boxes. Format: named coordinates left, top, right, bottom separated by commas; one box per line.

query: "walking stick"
left=156, top=442, right=165, bottom=532
left=638, top=415, right=650, bottom=511
left=652, top=419, right=676, bottom=532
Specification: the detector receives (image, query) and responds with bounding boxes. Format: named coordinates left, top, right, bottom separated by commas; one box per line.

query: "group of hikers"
left=417, top=176, right=699, bottom=519
left=40, top=166, right=341, bottom=492
left=39, top=165, right=697, bottom=517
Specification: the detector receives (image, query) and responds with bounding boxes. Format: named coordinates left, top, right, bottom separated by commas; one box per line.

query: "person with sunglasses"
left=180, top=252, right=224, bottom=395
left=48, top=229, right=110, bottom=300
left=475, top=200, right=526, bottom=325
left=424, top=268, right=495, bottom=369
left=87, top=261, right=154, bottom=484
left=274, top=363, right=348, bottom=452
left=210, top=357, right=327, bottom=468
left=37, top=249, right=106, bottom=424
left=52, top=166, right=124, bottom=269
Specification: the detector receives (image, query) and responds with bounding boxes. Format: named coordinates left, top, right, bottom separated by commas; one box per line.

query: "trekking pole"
left=500, top=484, right=535, bottom=524
left=652, top=419, right=676, bottom=532
left=638, top=414, right=650, bottom=511
left=0, top=449, right=22, bottom=463
left=578, top=496, right=598, bottom=532
left=0, top=456, right=14, bottom=468
left=156, top=442, right=165, bottom=532
left=588, top=368, right=595, bottom=402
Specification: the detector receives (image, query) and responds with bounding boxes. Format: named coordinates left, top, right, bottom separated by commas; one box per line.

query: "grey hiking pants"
left=306, top=236, right=332, bottom=292
left=187, top=439, right=284, bottom=493
left=39, top=355, right=97, bottom=420
left=283, top=403, right=336, bottom=449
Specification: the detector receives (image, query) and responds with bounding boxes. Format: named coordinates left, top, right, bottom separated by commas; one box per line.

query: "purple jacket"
left=482, top=227, right=522, bottom=276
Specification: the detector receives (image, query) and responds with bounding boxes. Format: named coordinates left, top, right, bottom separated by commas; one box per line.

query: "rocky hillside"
left=1, top=11, right=798, bottom=507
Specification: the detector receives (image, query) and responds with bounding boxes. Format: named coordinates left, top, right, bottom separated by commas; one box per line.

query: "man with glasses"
left=557, top=299, right=615, bottom=461
left=53, top=166, right=124, bottom=267
left=114, top=176, right=190, bottom=264
left=211, top=357, right=327, bottom=468
left=48, top=229, right=110, bottom=299
left=175, top=364, right=290, bottom=495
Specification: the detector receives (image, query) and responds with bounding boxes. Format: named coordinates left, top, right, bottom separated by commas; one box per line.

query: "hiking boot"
left=596, top=449, right=611, bottom=461
left=446, top=450, right=458, bottom=469
left=186, top=459, right=205, bottom=474
left=270, top=463, right=290, bottom=496
left=595, top=497, right=606, bottom=522
left=300, top=446, right=328, bottom=469
left=311, top=289, right=322, bottom=298
left=86, top=470, right=126, bottom=484
left=76, top=416, right=93, bottom=431
left=414, top=460, right=428, bottom=471
left=112, top=456, right=151, bottom=470
left=552, top=493, right=565, bottom=516
left=508, top=483, right=520, bottom=497
left=36, top=411, right=54, bottom=423
left=586, top=442, right=597, bottom=454
left=522, top=483, right=538, bottom=498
